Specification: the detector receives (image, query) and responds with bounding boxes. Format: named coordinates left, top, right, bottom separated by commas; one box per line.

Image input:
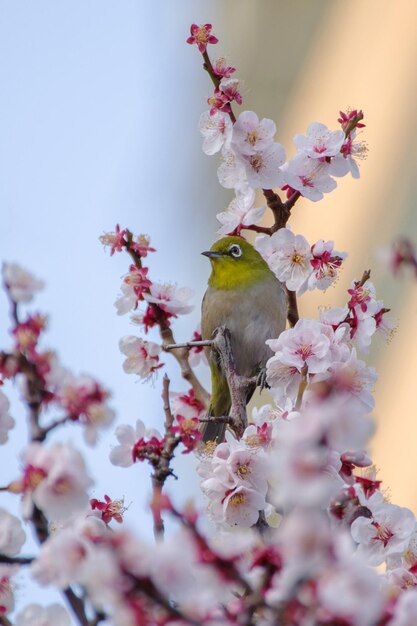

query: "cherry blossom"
left=15, top=603, right=71, bottom=626
left=217, top=148, right=247, bottom=189
left=199, top=110, right=232, bottom=155
left=330, top=130, right=368, bottom=179
left=389, top=589, right=417, bottom=626
left=186, top=23, right=218, bottom=53
left=130, top=233, right=156, bottom=257
left=170, top=388, right=205, bottom=420
left=267, top=319, right=332, bottom=375
left=212, top=56, right=235, bottom=78
left=302, top=239, right=346, bottom=293
left=219, top=77, right=243, bottom=106
left=216, top=189, right=265, bottom=235
left=114, top=281, right=138, bottom=315
left=0, top=565, right=16, bottom=616
left=187, top=326, right=208, bottom=367
left=0, top=507, right=26, bottom=557
left=0, top=390, right=14, bottom=444
left=2, top=262, right=45, bottom=303
left=110, top=418, right=162, bottom=467
left=241, top=142, right=286, bottom=189
left=119, top=335, right=162, bottom=379
left=12, top=442, right=93, bottom=521
left=231, top=111, right=276, bottom=156
left=170, top=415, right=202, bottom=453
left=282, top=153, right=337, bottom=201
left=143, top=282, right=194, bottom=316
left=267, top=228, right=313, bottom=291
left=293, top=122, right=345, bottom=158
left=99, top=224, right=126, bottom=256
left=90, top=494, right=126, bottom=524
left=351, top=501, right=416, bottom=566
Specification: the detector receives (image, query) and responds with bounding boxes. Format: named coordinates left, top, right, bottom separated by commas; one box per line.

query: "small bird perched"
left=201, top=236, right=287, bottom=443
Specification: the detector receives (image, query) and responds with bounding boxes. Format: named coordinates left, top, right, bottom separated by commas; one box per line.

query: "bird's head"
left=202, top=236, right=272, bottom=290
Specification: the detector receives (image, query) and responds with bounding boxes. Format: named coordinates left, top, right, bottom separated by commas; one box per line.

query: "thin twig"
left=165, top=340, right=213, bottom=350
left=124, top=231, right=210, bottom=408
left=0, top=554, right=33, bottom=565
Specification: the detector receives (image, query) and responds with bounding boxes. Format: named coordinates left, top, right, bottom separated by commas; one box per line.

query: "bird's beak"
left=201, top=250, right=224, bottom=258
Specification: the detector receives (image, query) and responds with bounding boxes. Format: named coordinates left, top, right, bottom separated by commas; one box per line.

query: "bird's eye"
left=228, top=244, right=242, bottom=258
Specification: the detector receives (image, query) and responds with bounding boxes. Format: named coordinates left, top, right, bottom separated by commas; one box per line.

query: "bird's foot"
left=256, top=367, right=269, bottom=392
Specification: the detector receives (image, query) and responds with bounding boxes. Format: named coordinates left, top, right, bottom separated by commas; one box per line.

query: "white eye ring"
left=229, top=244, right=242, bottom=258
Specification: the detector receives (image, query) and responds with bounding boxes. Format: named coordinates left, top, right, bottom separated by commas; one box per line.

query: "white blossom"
left=2, top=262, right=44, bottom=303
left=15, top=603, right=71, bottom=626
left=119, top=336, right=161, bottom=379
left=199, top=110, right=232, bottom=155
left=0, top=508, right=26, bottom=557
left=231, top=110, right=276, bottom=156
left=143, top=283, right=194, bottom=316
left=293, top=122, right=345, bottom=159
left=0, top=390, right=15, bottom=444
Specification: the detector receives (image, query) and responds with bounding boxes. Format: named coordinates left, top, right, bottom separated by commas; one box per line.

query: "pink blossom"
left=389, top=589, right=417, bottom=626
left=294, top=122, right=345, bottom=158
left=15, top=603, right=71, bottom=626
left=351, top=501, right=416, bottom=566
left=129, top=233, right=156, bottom=257
left=90, top=494, right=126, bottom=524
left=199, top=110, right=232, bottom=155
left=338, top=108, right=365, bottom=132
left=31, top=526, right=91, bottom=588
left=0, top=508, right=26, bottom=557
left=2, top=262, right=44, bottom=303
left=216, top=189, right=265, bottom=235
left=231, top=111, right=276, bottom=156
left=267, top=319, right=332, bottom=374
left=330, top=130, right=368, bottom=179
left=267, top=228, right=313, bottom=291
left=212, top=57, right=235, bottom=78
left=323, top=348, right=377, bottom=411
left=207, top=88, right=231, bottom=116
left=282, top=153, right=337, bottom=201
left=187, top=326, right=208, bottom=367
left=0, top=565, right=16, bottom=616
left=119, top=335, right=162, bottom=380
left=301, top=239, right=346, bottom=293
left=0, top=390, right=15, bottom=444
left=170, top=415, right=202, bottom=453
left=170, top=388, right=205, bottom=420
left=143, top=282, right=194, bottom=316
left=219, top=77, right=243, bottom=106
left=219, top=485, right=266, bottom=527
left=123, top=265, right=152, bottom=301
left=16, top=442, right=93, bottom=521
left=99, top=224, right=126, bottom=255
left=186, top=24, right=218, bottom=54
left=110, top=419, right=162, bottom=467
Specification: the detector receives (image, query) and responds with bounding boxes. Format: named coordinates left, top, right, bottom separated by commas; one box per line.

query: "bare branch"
left=211, top=326, right=257, bottom=438
left=165, top=340, right=213, bottom=350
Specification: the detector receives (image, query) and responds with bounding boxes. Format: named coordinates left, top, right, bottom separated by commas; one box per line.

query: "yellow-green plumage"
left=201, top=236, right=287, bottom=443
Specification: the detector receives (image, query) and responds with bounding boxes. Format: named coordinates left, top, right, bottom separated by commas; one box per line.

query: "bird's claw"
left=256, top=367, right=269, bottom=392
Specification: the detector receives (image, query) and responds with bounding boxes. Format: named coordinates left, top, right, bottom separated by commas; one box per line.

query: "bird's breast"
left=201, top=277, right=287, bottom=377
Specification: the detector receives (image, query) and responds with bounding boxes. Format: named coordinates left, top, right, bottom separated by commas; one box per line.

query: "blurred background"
left=1, top=0, right=417, bottom=619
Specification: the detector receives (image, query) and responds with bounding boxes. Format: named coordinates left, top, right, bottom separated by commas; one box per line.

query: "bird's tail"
left=200, top=362, right=231, bottom=444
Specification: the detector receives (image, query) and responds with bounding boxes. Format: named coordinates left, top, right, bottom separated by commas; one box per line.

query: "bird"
left=200, top=235, right=287, bottom=443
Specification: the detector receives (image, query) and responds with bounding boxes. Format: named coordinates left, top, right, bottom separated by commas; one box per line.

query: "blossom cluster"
left=255, top=227, right=347, bottom=293
left=0, top=263, right=115, bottom=445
